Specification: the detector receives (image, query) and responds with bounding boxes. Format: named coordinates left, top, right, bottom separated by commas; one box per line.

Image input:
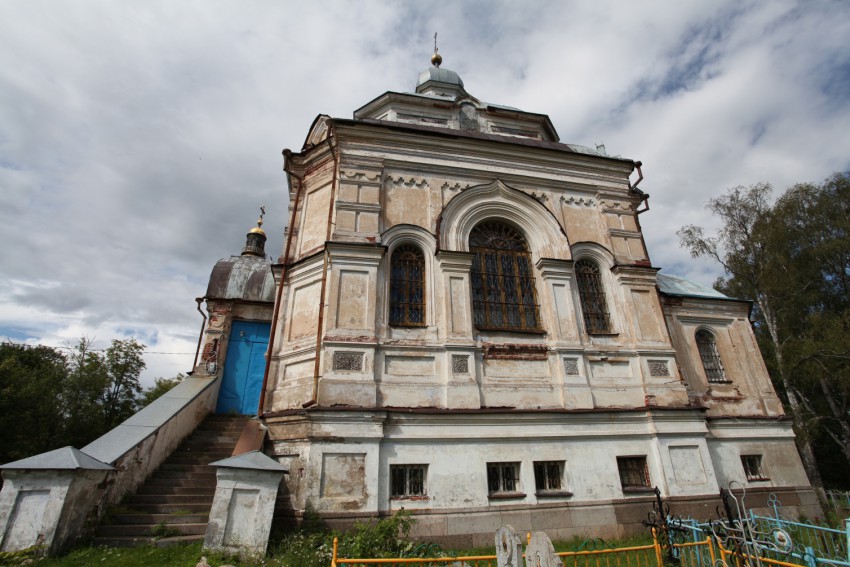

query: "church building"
left=202, top=51, right=816, bottom=545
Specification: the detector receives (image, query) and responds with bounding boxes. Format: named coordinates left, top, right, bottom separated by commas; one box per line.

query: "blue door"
left=216, top=320, right=270, bottom=415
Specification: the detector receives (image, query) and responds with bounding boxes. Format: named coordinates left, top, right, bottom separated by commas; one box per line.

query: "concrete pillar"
left=204, top=450, right=288, bottom=558
left=0, top=447, right=113, bottom=556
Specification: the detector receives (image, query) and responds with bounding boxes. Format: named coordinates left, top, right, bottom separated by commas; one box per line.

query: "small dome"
left=206, top=255, right=275, bottom=303
left=417, top=66, right=464, bottom=90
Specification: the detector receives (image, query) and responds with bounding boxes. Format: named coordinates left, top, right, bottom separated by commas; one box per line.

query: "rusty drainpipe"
left=631, top=160, right=650, bottom=215
left=190, top=297, right=207, bottom=374
left=305, top=135, right=339, bottom=409
left=257, top=148, right=305, bottom=417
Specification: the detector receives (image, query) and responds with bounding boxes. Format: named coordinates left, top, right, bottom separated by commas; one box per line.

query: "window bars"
left=575, top=259, right=612, bottom=333
left=389, top=245, right=426, bottom=326
left=469, top=222, right=542, bottom=332
left=696, top=330, right=727, bottom=382
left=390, top=464, right=426, bottom=497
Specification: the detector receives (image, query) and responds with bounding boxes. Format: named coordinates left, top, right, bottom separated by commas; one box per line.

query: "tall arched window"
left=389, top=245, right=426, bottom=326
left=575, top=259, right=612, bottom=334
left=469, top=222, right=541, bottom=331
left=696, top=329, right=726, bottom=382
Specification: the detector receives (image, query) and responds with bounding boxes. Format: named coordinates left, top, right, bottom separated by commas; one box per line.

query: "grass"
left=28, top=513, right=657, bottom=567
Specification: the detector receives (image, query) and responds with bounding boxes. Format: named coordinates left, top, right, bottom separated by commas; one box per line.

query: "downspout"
left=630, top=160, right=650, bottom=215
left=258, top=149, right=305, bottom=417
left=306, top=135, right=339, bottom=408
left=629, top=160, right=652, bottom=263
left=190, top=297, right=207, bottom=374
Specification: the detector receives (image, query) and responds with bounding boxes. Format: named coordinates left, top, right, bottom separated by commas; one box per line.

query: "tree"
left=678, top=172, right=850, bottom=487
left=140, top=373, right=186, bottom=407
left=100, top=338, right=145, bottom=428
left=0, top=343, right=68, bottom=464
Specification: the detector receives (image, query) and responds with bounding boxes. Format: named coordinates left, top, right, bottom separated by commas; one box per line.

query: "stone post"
left=0, top=447, right=113, bottom=556
left=204, top=450, right=288, bottom=558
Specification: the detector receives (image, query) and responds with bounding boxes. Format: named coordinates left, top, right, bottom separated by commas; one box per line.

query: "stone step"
left=109, top=513, right=208, bottom=525
left=151, top=468, right=216, bottom=480
left=145, top=477, right=216, bottom=488
left=164, top=454, right=231, bottom=465
left=136, top=485, right=215, bottom=496
left=178, top=441, right=240, bottom=450
left=158, top=464, right=215, bottom=473
left=119, top=502, right=213, bottom=514
left=127, top=494, right=213, bottom=505
left=98, top=522, right=208, bottom=537
left=92, top=534, right=204, bottom=548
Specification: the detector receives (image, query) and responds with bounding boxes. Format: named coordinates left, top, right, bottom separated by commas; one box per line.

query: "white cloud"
left=1, top=0, right=849, bottom=386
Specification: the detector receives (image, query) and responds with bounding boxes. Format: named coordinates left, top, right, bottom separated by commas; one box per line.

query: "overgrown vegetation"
left=30, top=512, right=656, bottom=567
left=678, top=172, right=850, bottom=487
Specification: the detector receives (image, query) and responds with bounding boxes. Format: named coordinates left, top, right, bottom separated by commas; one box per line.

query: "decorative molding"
left=332, top=351, right=364, bottom=372
left=340, top=170, right=381, bottom=182
left=441, top=181, right=472, bottom=192
left=560, top=195, right=595, bottom=206
left=384, top=175, right=429, bottom=189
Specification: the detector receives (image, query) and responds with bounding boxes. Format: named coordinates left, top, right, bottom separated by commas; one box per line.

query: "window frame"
left=469, top=222, right=543, bottom=333
left=487, top=462, right=524, bottom=498
left=740, top=455, right=769, bottom=482
left=695, top=329, right=728, bottom=383
left=533, top=461, right=573, bottom=497
left=617, top=456, right=653, bottom=492
left=574, top=258, right=614, bottom=335
left=390, top=464, right=428, bottom=499
left=388, top=244, right=427, bottom=328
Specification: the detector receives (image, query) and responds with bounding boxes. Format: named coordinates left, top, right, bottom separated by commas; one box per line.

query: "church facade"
left=221, top=55, right=815, bottom=545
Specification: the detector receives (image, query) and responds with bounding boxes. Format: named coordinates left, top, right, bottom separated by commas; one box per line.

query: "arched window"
left=575, top=259, right=612, bottom=334
left=469, top=222, right=541, bottom=331
left=389, top=245, right=426, bottom=326
left=696, top=329, right=726, bottom=382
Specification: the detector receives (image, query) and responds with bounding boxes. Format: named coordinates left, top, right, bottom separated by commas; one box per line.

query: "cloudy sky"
left=2, top=1, right=849, bottom=387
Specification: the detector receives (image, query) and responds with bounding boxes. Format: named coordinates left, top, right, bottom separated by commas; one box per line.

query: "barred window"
left=740, top=455, right=767, bottom=481
left=487, top=462, right=521, bottom=495
left=696, top=330, right=726, bottom=382
left=533, top=461, right=563, bottom=492
left=617, top=456, right=651, bottom=490
left=389, top=245, right=426, bottom=327
left=470, top=222, right=541, bottom=332
left=390, top=464, right=427, bottom=498
left=575, top=259, right=612, bottom=334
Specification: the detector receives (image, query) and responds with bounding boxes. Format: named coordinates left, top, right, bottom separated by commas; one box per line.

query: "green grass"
left=27, top=515, right=657, bottom=567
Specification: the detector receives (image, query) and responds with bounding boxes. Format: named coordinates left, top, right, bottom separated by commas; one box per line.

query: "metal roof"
left=206, top=254, right=275, bottom=303
left=1, top=446, right=113, bottom=470
left=656, top=273, right=731, bottom=300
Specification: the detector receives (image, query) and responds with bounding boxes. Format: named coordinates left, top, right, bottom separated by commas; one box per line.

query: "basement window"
left=741, top=455, right=769, bottom=481
left=617, top=456, right=653, bottom=492
left=390, top=465, right=427, bottom=499
left=487, top=462, right=524, bottom=498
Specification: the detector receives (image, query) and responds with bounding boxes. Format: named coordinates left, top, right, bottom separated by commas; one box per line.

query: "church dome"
left=416, top=66, right=464, bottom=90
left=205, top=254, right=275, bottom=303
left=205, top=212, right=276, bottom=303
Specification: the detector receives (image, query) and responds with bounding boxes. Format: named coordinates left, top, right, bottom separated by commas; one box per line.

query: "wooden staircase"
left=93, top=415, right=248, bottom=547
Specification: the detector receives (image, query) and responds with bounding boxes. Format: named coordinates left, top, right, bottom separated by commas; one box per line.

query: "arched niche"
left=438, top=179, right=570, bottom=261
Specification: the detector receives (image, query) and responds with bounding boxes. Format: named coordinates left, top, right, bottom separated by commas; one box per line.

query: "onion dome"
left=205, top=208, right=275, bottom=303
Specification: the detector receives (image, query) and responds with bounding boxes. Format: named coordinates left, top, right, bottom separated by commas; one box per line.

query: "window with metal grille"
left=696, top=330, right=727, bottom=382
left=617, top=456, right=651, bottom=489
left=533, top=461, right=563, bottom=491
left=469, top=222, right=541, bottom=332
left=390, top=464, right=427, bottom=498
left=389, top=245, right=426, bottom=327
left=487, top=462, right=521, bottom=495
left=741, top=455, right=767, bottom=481
left=575, top=259, right=612, bottom=333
